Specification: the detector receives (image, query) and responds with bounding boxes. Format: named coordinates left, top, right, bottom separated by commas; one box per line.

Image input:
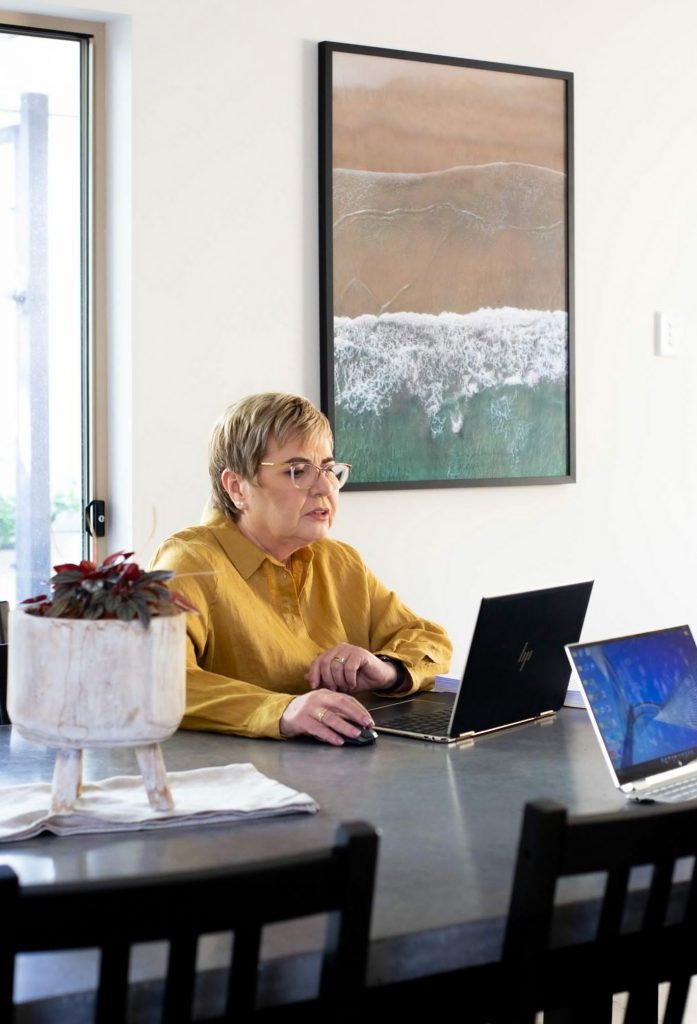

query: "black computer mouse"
left=343, top=726, right=378, bottom=747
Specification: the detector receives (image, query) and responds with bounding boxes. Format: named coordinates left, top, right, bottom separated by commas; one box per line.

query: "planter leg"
left=135, top=743, right=174, bottom=812
left=51, top=748, right=83, bottom=814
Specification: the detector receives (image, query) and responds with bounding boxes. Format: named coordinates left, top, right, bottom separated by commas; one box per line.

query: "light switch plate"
left=655, top=312, right=682, bottom=357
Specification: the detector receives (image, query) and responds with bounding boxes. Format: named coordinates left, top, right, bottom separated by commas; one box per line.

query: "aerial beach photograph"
left=325, top=47, right=571, bottom=485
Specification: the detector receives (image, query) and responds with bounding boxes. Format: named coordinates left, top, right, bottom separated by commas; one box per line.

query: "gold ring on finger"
left=333, top=656, right=346, bottom=665
left=317, top=707, right=329, bottom=723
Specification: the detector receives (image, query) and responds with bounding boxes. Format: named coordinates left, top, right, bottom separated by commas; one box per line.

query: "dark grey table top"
left=1, top=709, right=626, bottom=1012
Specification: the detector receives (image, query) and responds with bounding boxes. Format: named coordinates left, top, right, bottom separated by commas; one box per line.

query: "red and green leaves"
left=22, top=552, right=197, bottom=627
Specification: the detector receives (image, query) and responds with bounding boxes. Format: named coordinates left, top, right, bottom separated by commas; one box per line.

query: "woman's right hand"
left=279, top=690, right=375, bottom=746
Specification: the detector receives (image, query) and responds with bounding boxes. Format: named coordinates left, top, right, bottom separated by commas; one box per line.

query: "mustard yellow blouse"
left=149, top=510, right=452, bottom=739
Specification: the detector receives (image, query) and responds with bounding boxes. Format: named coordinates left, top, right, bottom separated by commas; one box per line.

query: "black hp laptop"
left=566, top=625, right=697, bottom=803
left=370, top=581, right=593, bottom=743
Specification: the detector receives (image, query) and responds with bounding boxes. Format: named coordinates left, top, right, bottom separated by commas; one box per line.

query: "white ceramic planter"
left=8, top=609, right=187, bottom=813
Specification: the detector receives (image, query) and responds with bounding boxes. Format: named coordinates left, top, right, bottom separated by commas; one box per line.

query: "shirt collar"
left=201, top=508, right=314, bottom=579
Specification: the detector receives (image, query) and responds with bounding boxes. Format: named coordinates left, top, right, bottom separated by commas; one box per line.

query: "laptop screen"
left=568, top=626, right=697, bottom=786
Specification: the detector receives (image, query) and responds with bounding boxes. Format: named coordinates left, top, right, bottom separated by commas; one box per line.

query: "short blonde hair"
left=208, top=392, right=333, bottom=520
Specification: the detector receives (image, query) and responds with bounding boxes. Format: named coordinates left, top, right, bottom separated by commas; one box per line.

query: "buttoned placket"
left=271, top=555, right=311, bottom=633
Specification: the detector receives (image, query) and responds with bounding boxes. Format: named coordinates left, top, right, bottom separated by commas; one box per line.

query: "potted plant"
left=8, top=552, right=196, bottom=814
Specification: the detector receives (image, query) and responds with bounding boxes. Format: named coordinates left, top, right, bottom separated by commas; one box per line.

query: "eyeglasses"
left=258, top=461, right=352, bottom=490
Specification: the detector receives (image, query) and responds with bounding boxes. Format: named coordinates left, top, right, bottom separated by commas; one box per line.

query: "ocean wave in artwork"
left=334, top=307, right=567, bottom=436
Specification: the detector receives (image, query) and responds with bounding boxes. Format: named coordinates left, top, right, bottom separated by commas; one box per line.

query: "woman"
left=150, top=393, right=452, bottom=744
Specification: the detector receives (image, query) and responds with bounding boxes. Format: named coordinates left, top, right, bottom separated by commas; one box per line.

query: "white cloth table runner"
left=0, top=763, right=318, bottom=842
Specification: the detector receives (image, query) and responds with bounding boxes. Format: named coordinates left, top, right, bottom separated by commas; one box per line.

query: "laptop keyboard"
left=646, top=774, right=697, bottom=803
left=376, top=709, right=452, bottom=734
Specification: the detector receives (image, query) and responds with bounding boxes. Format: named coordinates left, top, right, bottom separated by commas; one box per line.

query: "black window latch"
left=84, top=499, right=106, bottom=538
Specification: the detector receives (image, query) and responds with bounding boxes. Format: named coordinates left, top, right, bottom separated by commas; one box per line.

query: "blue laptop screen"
left=569, top=626, right=697, bottom=783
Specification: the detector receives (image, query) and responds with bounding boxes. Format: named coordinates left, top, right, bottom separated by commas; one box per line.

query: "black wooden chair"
left=358, top=799, right=697, bottom=1022
left=500, top=798, right=697, bottom=1024
left=0, top=820, right=378, bottom=1023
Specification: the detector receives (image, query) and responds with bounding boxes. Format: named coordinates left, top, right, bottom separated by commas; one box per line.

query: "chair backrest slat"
left=643, top=858, right=674, bottom=931
left=598, top=865, right=628, bottom=939
left=163, top=932, right=199, bottom=1024
left=227, top=925, right=262, bottom=1016
left=96, top=943, right=130, bottom=1024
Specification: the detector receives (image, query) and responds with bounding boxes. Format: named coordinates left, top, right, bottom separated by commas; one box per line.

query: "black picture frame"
left=319, top=41, right=575, bottom=491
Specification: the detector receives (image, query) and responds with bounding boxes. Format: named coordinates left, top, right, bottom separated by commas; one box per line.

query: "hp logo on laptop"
left=518, top=642, right=534, bottom=671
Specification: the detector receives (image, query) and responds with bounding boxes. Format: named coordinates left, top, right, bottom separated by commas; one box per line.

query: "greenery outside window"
left=0, top=15, right=104, bottom=605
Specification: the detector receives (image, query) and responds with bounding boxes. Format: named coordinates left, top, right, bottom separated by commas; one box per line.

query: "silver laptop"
left=369, top=581, right=593, bottom=743
left=566, top=625, right=697, bottom=803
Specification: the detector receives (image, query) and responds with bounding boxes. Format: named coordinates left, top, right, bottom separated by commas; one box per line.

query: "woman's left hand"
left=306, top=644, right=399, bottom=693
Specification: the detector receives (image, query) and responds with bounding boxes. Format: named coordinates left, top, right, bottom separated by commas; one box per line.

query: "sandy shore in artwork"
left=332, top=57, right=566, bottom=173
left=333, top=163, right=566, bottom=317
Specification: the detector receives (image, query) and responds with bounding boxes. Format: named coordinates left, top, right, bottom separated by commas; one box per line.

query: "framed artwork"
left=318, top=41, right=575, bottom=490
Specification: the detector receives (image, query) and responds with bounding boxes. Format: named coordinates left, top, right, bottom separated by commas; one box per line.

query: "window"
left=0, top=16, right=103, bottom=604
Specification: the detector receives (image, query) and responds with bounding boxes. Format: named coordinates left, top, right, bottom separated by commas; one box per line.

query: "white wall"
left=5, top=0, right=697, bottom=675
